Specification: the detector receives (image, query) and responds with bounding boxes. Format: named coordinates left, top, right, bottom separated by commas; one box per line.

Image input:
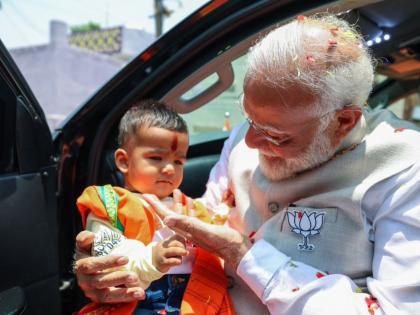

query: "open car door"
left=0, top=41, right=60, bottom=314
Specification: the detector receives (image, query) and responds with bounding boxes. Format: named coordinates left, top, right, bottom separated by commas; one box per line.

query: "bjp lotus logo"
left=286, top=210, right=325, bottom=251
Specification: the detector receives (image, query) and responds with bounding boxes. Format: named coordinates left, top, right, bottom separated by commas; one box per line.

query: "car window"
left=181, top=55, right=247, bottom=136
left=387, top=91, right=420, bottom=125
left=373, top=74, right=388, bottom=87
left=0, top=1, right=208, bottom=130
left=180, top=57, right=420, bottom=139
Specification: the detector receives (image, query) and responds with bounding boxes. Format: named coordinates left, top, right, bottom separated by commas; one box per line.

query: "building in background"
left=10, top=20, right=154, bottom=129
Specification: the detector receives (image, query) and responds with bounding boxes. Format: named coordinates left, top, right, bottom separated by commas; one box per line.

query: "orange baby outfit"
left=76, top=185, right=234, bottom=315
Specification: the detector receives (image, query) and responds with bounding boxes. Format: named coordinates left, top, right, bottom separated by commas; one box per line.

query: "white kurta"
left=203, top=111, right=420, bottom=315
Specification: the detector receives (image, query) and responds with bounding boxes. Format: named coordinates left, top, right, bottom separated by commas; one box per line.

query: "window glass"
left=373, top=73, right=388, bottom=86
left=181, top=73, right=219, bottom=102
left=0, top=0, right=208, bottom=130
left=387, top=92, right=420, bottom=126
left=181, top=55, right=247, bottom=135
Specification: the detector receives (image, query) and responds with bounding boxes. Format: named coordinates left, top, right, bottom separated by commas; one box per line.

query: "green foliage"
left=71, top=22, right=101, bottom=34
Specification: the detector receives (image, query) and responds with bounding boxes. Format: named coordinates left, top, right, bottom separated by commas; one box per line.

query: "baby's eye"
left=148, top=156, right=162, bottom=161
left=174, top=159, right=184, bottom=165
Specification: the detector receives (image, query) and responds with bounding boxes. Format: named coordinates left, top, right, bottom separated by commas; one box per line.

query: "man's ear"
left=334, top=105, right=362, bottom=143
left=115, top=148, right=129, bottom=174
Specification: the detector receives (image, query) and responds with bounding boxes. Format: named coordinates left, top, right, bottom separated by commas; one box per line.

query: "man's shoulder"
left=366, top=109, right=420, bottom=147
left=366, top=109, right=420, bottom=133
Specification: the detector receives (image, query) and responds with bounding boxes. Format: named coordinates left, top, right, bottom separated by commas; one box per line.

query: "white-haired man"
left=75, top=15, right=420, bottom=314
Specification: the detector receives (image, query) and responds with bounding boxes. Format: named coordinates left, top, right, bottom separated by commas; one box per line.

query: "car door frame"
left=0, top=41, right=60, bottom=315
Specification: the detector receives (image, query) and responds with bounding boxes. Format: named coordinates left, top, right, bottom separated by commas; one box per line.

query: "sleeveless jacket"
left=225, top=109, right=420, bottom=314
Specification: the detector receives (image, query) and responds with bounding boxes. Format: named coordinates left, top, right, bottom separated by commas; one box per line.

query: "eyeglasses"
left=239, top=94, right=340, bottom=146
left=245, top=116, right=293, bottom=146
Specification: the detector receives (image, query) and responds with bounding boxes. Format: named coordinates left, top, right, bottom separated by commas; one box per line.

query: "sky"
left=0, top=0, right=208, bottom=49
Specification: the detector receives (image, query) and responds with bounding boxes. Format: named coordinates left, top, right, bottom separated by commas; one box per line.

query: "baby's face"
left=121, top=126, right=188, bottom=198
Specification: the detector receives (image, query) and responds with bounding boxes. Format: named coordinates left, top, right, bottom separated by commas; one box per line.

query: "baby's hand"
left=152, top=234, right=188, bottom=273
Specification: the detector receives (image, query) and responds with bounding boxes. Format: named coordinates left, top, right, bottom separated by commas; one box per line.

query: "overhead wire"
left=0, top=0, right=32, bottom=48
left=6, top=0, right=45, bottom=41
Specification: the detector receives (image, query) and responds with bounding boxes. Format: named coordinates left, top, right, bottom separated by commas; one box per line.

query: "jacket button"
left=268, top=201, right=280, bottom=213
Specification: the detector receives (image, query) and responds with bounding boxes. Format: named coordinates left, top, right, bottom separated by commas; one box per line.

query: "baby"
left=76, top=100, right=233, bottom=315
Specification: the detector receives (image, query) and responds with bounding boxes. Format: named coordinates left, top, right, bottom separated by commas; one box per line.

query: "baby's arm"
left=87, top=213, right=163, bottom=289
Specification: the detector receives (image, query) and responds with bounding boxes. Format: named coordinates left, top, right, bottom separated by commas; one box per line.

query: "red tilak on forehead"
left=171, top=134, right=178, bottom=151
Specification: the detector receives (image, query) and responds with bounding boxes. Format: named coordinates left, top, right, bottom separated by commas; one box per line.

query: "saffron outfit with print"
left=76, top=185, right=234, bottom=315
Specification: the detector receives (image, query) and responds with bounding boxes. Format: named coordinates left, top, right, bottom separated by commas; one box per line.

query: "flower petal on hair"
left=297, top=15, right=305, bottom=22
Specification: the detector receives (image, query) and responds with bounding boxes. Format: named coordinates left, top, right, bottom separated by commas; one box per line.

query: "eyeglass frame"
left=239, top=93, right=347, bottom=147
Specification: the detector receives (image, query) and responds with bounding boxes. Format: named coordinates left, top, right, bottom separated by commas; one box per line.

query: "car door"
left=0, top=41, right=61, bottom=314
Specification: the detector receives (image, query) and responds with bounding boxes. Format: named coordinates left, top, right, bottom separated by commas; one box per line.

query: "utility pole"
left=153, top=0, right=172, bottom=37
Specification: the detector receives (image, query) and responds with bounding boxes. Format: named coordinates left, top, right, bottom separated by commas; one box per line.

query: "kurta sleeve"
left=87, top=213, right=164, bottom=289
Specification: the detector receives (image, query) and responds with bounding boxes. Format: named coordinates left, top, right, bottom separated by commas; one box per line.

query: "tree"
left=71, top=22, right=101, bottom=34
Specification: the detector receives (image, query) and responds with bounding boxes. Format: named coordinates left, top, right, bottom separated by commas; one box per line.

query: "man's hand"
left=74, top=230, right=145, bottom=303
left=143, top=195, right=252, bottom=270
left=152, top=234, right=188, bottom=273
left=144, top=189, right=193, bottom=217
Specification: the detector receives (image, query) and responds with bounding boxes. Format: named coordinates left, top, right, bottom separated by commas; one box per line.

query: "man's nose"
left=245, top=127, right=287, bottom=158
left=245, top=126, right=267, bottom=149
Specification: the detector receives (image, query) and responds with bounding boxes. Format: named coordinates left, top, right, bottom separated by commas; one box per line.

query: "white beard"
left=258, top=128, right=336, bottom=181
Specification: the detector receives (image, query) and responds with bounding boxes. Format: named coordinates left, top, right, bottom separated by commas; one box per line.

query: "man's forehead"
left=242, top=81, right=324, bottom=132
left=243, top=79, right=319, bottom=109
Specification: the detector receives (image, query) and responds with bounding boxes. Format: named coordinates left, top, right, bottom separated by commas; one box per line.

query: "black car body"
left=1, top=0, right=420, bottom=314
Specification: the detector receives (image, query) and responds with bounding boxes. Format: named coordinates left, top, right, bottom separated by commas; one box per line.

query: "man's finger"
left=75, top=230, right=95, bottom=253
left=161, top=257, right=183, bottom=267
left=186, top=197, right=194, bottom=210
left=186, top=197, right=196, bottom=216
left=87, top=270, right=140, bottom=289
left=165, top=239, right=186, bottom=249
left=89, top=286, right=145, bottom=304
left=143, top=194, right=174, bottom=218
left=164, top=215, right=208, bottom=238
left=76, top=255, right=128, bottom=274
left=172, top=189, right=184, bottom=214
left=168, top=227, right=193, bottom=240
left=164, top=215, right=225, bottom=250
left=173, top=189, right=182, bottom=205
left=163, top=234, right=186, bottom=248
left=164, top=247, right=188, bottom=258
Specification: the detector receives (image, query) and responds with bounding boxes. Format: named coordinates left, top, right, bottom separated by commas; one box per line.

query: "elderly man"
left=75, top=15, right=420, bottom=314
